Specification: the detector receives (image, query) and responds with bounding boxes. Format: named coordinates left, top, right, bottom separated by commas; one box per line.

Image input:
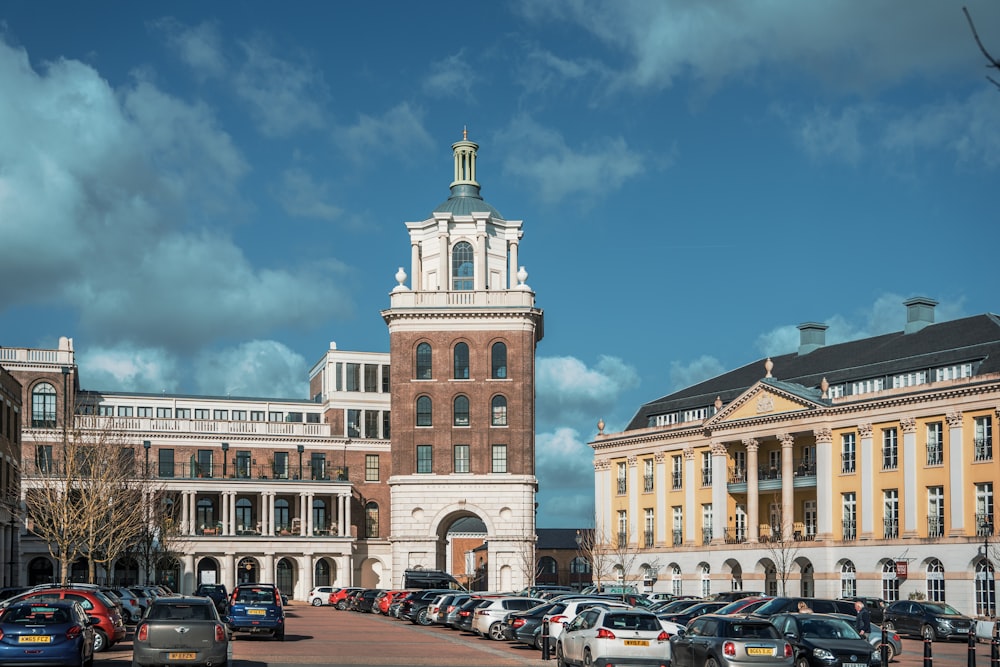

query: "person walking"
left=854, top=600, right=871, bottom=637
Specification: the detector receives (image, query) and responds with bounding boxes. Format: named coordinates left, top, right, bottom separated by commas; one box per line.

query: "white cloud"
left=333, top=103, right=434, bottom=164
left=793, top=105, right=869, bottom=165
left=536, top=355, right=639, bottom=432
left=422, top=51, right=476, bottom=98
left=535, top=427, right=596, bottom=526
left=154, top=18, right=226, bottom=80
left=234, top=34, right=328, bottom=137
left=669, top=355, right=726, bottom=393
left=496, top=115, right=646, bottom=204
left=194, top=340, right=308, bottom=398
left=276, top=167, right=343, bottom=221
left=78, top=345, right=181, bottom=393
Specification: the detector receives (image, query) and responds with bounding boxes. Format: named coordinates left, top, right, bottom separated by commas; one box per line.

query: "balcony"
left=73, top=415, right=333, bottom=438
left=977, top=513, right=994, bottom=537
left=701, top=468, right=712, bottom=487
left=22, top=459, right=350, bottom=482
left=724, top=527, right=747, bottom=544
left=388, top=288, right=536, bottom=310
left=643, top=475, right=654, bottom=493
left=672, top=529, right=683, bottom=546
left=975, top=438, right=993, bottom=462
left=927, top=516, right=944, bottom=538
left=842, top=519, right=857, bottom=541
left=883, top=518, right=899, bottom=539
left=616, top=478, right=627, bottom=495
left=671, top=473, right=682, bottom=490
left=701, top=527, right=713, bottom=545
left=643, top=530, right=654, bottom=548
left=926, top=444, right=943, bottom=466
left=841, top=454, right=856, bottom=474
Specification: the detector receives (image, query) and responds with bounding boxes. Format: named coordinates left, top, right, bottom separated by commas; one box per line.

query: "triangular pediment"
left=706, top=380, right=825, bottom=426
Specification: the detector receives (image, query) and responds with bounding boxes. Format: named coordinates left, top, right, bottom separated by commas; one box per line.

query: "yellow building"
left=591, top=298, right=999, bottom=617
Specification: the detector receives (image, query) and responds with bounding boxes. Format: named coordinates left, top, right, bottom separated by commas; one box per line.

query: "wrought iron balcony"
left=975, top=438, right=993, bottom=462
left=977, top=513, right=994, bottom=537
left=926, top=444, right=943, bottom=466
left=883, top=518, right=899, bottom=539
left=643, top=475, right=654, bottom=493
left=842, top=519, right=857, bottom=541
left=701, top=527, right=713, bottom=545
left=671, top=472, right=682, bottom=490
left=724, top=527, right=747, bottom=544
left=927, top=516, right=944, bottom=537
left=672, top=529, right=683, bottom=546
left=701, top=469, right=712, bottom=486
left=616, top=478, right=627, bottom=495
left=841, top=453, right=856, bottom=474
left=643, top=530, right=654, bottom=548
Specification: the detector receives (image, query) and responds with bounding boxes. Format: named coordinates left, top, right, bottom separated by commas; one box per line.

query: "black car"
left=194, top=583, right=228, bottom=613
left=455, top=597, right=495, bottom=632
left=841, top=597, right=886, bottom=625
left=504, top=601, right=561, bottom=646
left=400, top=589, right=453, bottom=625
left=352, top=588, right=383, bottom=613
left=752, top=597, right=857, bottom=617
left=658, top=601, right=729, bottom=626
left=882, top=600, right=974, bottom=641
left=771, top=612, right=874, bottom=667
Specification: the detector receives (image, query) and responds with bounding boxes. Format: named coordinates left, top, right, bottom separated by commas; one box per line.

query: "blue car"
left=227, top=583, right=285, bottom=640
left=0, top=600, right=95, bottom=667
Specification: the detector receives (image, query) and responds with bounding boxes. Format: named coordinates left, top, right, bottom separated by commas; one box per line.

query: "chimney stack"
left=904, top=297, right=937, bottom=334
left=797, top=322, right=828, bottom=355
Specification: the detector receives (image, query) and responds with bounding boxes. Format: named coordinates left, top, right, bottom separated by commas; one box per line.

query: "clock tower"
left=382, top=132, right=543, bottom=591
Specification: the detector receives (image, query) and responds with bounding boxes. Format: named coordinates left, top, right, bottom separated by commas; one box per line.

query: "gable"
left=707, top=383, right=820, bottom=426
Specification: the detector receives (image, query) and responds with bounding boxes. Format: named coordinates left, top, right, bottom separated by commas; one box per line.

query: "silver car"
left=557, top=607, right=669, bottom=667
left=132, top=596, right=229, bottom=667
left=670, top=613, right=793, bottom=667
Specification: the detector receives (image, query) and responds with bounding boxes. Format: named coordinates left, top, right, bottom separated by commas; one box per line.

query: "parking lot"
left=95, top=602, right=999, bottom=667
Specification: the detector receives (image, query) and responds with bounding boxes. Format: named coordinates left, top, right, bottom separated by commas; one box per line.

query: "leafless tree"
left=577, top=525, right=611, bottom=590
left=762, top=498, right=801, bottom=596
left=964, top=6, right=1000, bottom=89
left=126, top=489, right=185, bottom=585
left=607, top=524, right=641, bottom=600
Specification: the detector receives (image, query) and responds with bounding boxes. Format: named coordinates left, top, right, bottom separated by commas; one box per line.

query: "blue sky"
left=1, top=1, right=998, bottom=528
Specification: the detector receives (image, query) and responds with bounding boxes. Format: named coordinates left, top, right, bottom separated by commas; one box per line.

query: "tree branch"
left=963, top=6, right=1000, bottom=90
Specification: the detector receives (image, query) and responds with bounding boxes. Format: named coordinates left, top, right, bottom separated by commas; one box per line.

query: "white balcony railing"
left=387, top=289, right=536, bottom=310
left=73, top=415, right=332, bottom=438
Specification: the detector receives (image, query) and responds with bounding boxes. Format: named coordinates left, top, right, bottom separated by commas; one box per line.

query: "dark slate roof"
left=537, top=528, right=590, bottom=550
left=626, top=313, right=1000, bottom=431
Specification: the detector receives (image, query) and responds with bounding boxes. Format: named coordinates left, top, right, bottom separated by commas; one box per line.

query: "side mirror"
left=88, top=616, right=101, bottom=626
left=675, top=628, right=686, bottom=637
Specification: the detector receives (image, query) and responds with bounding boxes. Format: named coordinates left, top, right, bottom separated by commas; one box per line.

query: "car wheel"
left=556, top=643, right=568, bottom=667
left=795, top=657, right=810, bottom=667
left=922, top=624, right=937, bottom=642
left=583, top=647, right=594, bottom=667
left=882, top=642, right=896, bottom=662
left=707, top=658, right=720, bottom=667
left=489, top=622, right=506, bottom=641
left=274, top=628, right=285, bottom=641
left=882, top=621, right=895, bottom=634
left=417, top=608, right=432, bottom=626
left=93, top=630, right=108, bottom=653
left=336, top=600, right=348, bottom=610
left=311, top=597, right=322, bottom=606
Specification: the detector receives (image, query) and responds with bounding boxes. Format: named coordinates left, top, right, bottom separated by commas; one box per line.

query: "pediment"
left=706, top=380, right=824, bottom=426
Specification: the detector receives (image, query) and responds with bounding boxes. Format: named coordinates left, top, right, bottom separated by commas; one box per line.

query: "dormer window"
left=452, top=241, right=474, bottom=290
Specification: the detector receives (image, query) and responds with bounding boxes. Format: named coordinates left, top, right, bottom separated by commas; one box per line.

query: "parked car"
left=830, top=613, right=903, bottom=661
left=193, top=583, right=228, bottom=615
left=505, top=601, right=562, bottom=647
left=751, top=597, right=857, bottom=618
left=133, top=596, right=228, bottom=667
left=770, top=612, right=874, bottom=667
left=669, top=613, right=792, bottom=667
left=882, top=600, right=975, bottom=641
left=380, top=590, right=411, bottom=616
left=227, top=582, right=285, bottom=640
left=455, top=597, right=498, bottom=632
left=352, top=589, right=383, bottom=613
left=710, top=591, right=767, bottom=603
left=658, top=601, right=730, bottom=626
left=0, top=600, right=95, bottom=667
left=841, top=597, right=887, bottom=625
left=544, top=598, right=632, bottom=646
left=329, top=587, right=363, bottom=610
left=308, top=586, right=337, bottom=606
left=427, top=593, right=468, bottom=624
left=472, top=596, right=543, bottom=639
left=0, top=587, right=125, bottom=653
left=402, top=589, right=455, bottom=625
left=715, top=597, right=771, bottom=616
left=112, top=587, right=144, bottom=623
left=557, top=607, right=670, bottom=667
left=653, top=598, right=706, bottom=614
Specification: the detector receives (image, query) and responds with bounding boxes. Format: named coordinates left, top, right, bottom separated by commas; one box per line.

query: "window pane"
left=365, top=454, right=379, bottom=482
left=451, top=241, right=474, bottom=291
left=454, top=395, right=470, bottom=426
left=454, top=343, right=469, bottom=379
left=491, top=395, right=507, bottom=426
left=416, top=396, right=432, bottom=427
left=416, top=343, right=432, bottom=380
left=454, top=445, right=470, bottom=473
left=492, top=444, right=507, bottom=473
left=417, top=445, right=433, bottom=473
left=491, top=342, right=507, bottom=379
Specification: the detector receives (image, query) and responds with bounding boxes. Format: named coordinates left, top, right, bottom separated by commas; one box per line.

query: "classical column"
left=814, top=428, right=834, bottom=540
left=344, top=492, right=352, bottom=537
left=947, top=411, right=966, bottom=536
left=627, top=456, right=639, bottom=546
left=299, top=493, right=307, bottom=536
left=410, top=242, right=420, bottom=289
left=711, top=442, right=728, bottom=545
left=745, top=439, right=759, bottom=543
left=594, top=459, right=611, bottom=543
left=901, top=417, right=918, bottom=537
left=302, top=554, right=314, bottom=600
left=219, top=492, right=229, bottom=535
left=438, top=230, right=449, bottom=290
left=181, top=491, right=190, bottom=535
left=509, top=240, right=519, bottom=289
left=338, top=554, right=352, bottom=587
left=779, top=433, right=795, bottom=541
left=683, top=447, right=696, bottom=545
left=262, top=553, right=274, bottom=585
left=476, top=230, right=487, bottom=290
left=654, top=452, right=667, bottom=547
left=859, top=423, right=874, bottom=539
left=182, top=554, right=195, bottom=595
left=306, top=493, right=315, bottom=535
left=224, top=552, right=235, bottom=592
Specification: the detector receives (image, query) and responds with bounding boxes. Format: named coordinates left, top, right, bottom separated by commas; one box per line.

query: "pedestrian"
left=854, top=600, right=871, bottom=637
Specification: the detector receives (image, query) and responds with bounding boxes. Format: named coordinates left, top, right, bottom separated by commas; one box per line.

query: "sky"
left=1, top=1, right=998, bottom=529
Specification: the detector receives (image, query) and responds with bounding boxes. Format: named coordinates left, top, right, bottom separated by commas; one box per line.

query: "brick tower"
left=382, top=132, right=543, bottom=591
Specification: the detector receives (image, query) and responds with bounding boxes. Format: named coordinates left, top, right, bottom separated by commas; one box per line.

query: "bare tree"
left=576, top=526, right=611, bottom=591
left=762, top=498, right=801, bottom=596
left=124, top=488, right=185, bottom=586
left=607, top=524, right=641, bottom=600
left=964, top=6, right=1000, bottom=89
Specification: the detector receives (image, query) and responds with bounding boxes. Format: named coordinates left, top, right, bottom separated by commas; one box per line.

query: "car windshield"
left=729, top=622, right=780, bottom=639
left=236, top=589, right=275, bottom=604
left=149, top=604, right=215, bottom=621
left=800, top=618, right=861, bottom=639
left=604, top=614, right=660, bottom=632
left=923, top=603, right=961, bottom=615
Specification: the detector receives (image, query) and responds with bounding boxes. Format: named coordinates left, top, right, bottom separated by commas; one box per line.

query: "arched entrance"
left=28, top=557, right=54, bottom=586
left=358, top=558, right=384, bottom=588
left=115, top=556, right=139, bottom=586
left=723, top=558, right=743, bottom=591
left=70, top=557, right=88, bottom=583
left=275, top=558, right=295, bottom=597
left=797, top=559, right=814, bottom=597
left=158, top=557, right=181, bottom=593
left=237, top=557, right=259, bottom=585
left=432, top=514, right=487, bottom=590
left=197, top=557, right=222, bottom=586
left=314, top=558, right=332, bottom=587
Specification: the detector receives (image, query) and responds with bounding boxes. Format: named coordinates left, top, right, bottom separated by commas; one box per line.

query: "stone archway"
left=197, top=556, right=222, bottom=587
left=236, top=557, right=259, bottom=585
left=275, top=557, right=295, bottom=597
left=424, top=512, right=488, bottom=590
left=28, top=557, right=54, bottom=586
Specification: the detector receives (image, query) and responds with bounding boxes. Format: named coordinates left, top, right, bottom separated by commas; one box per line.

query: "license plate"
left=747, top=647, right=774, bottom=656
left=248, top=608, right=266, bottom=615
left=843, top=663, right=867, bottom=667
left=168, top=652, right=197, bottom=660
left=18, top=635, right=51, bottom=643
left=624, top=639, right=649, bottom=646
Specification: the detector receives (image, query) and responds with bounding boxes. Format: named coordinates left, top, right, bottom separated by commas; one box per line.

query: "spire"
left=450, top=129, right=480, bottom=198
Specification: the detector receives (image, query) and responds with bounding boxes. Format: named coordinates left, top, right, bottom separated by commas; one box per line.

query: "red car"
left=3, top=587, right=126, bottom=652
left=329, top=587, right=363, bottom=610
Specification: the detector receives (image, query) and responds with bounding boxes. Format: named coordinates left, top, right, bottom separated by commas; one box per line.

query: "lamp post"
left=221, top=442, right=229, bottom=478
left=297, top=445, right=304, bottom=480
left=575, top=530, right=583, bottom=591
left=143, top=440, right=151, bottom=477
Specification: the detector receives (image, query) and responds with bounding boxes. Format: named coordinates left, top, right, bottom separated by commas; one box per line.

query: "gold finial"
left=463, top=126, right=468, bottom=141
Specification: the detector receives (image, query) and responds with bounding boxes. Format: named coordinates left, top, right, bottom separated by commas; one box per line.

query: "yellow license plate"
left=18, top=635, right=51, bottom=643
left=247, top=608, right=266, bottom=615
left=168, top=652, right=197, bottom=660
left=624, top=639, right=649, bottom=646
left=747, top=647, right=774, bottom=656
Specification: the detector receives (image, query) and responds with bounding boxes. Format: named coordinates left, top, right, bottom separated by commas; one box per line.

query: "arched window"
left=365, top=502, right=379, bottom=538
left=570, top=556, right=591, bottom=574
left=882, top=561, right=899, bottom=602
left=840, top=561, right=856, bottom=598
left=416, top=343, right=432, bottom=380
left=416, top=396, right=432, bottom=427
left=313, top=498, right=328, bottom=534
left=671, top=565, right=682, bottom=596
left=452, top=241, right=474, bottom=290
left=700, top=563, right=711, bottom=597
left=454, top=342, right=469, bottom=379
left=927, top=559, right=945, bottom=602
left=196, top=498, right=216, bottom=533
left=976, top=560, right=996, bottom=616
left=453, top=395, right=469, bottom=427
left=235, top=498, right=253, bottom=533
left=491, top=395, right=507, bottom=426
left=274, top=498, right=290, bottom=532
left=537, top=556, right=558, bottom=575
left=31, top=382, right=56, bottom=428
left=491, top=342, right=507, bottom=379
